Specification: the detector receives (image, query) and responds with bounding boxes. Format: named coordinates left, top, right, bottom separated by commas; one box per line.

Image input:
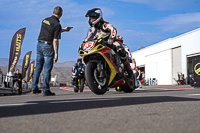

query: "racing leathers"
left=122, top=44, right=132, bottom=63
left=72, top=63, right=85, bottom=85
left=85, top=21, right=118, bottom=47
left=85, top=21, right=133, bottom=78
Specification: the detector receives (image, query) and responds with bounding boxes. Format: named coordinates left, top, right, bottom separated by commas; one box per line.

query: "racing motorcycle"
left=78, top=33, right=135, bottom=95
left=72, top=67, right=85, bottom=92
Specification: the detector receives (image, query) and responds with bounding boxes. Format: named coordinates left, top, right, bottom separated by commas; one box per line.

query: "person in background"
left=131, top=58, right=138, bottom=88
left=72, top=58, right=85, bottom=83
left=32, top=6, right=73, bottom=96
left=14, top=69, right=22, bottom=94
left=136, top=66, right=142, bottom=88
left=5, top=70, right=14, bottom=84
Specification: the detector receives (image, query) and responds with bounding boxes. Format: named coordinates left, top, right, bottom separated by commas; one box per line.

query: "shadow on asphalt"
left=0, top=89, right=32, bottom=96
left=0, top=96, right=200, bottom=118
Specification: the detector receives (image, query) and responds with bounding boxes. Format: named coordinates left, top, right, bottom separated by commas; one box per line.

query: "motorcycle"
left=0, top=73, right=22, bottom=95
left=78, top=33, right=135, bottom=95
left=72, top=67, right=85, bottom=92
left=189, top=74, right=194, bottom=87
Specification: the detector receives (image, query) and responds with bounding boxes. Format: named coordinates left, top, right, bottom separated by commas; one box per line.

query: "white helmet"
left=85, top=8, right=103, bottom=26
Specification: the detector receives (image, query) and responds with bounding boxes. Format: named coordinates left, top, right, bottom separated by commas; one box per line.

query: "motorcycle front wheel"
left=85, top=62, right=108, bottom=95
left=74, top=78, right=79, bottom=93
left=79, top=79, right=85, bottom=92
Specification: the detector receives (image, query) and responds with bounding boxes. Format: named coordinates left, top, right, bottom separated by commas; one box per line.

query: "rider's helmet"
left=85, top=8, right=103, bottom=27
left=116, top=35, right=123, bottom=43
left=77, top=58, right=82, bottom=66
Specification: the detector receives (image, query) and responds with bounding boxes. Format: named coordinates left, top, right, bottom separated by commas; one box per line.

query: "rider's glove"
left=107, top=38, right=113, bottom=45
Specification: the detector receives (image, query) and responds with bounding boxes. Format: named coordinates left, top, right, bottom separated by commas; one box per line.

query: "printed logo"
left=83, top=41, right=95, bottom=51
left=43, top=20, right=50, bottom=25
left=194, top=63, right=200, bottom=75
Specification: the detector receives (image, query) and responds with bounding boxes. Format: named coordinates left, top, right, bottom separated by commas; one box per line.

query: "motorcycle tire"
left=18, top=88, right=22, bottom=95
left=13, top=81, right=22, bottom=95
left=74, top=86, right=79, bottom=92
left=85, top=62, right=108, bottom=95
left=79, top=79, right=85, bottom=92
left=121, top=77, right=135, bottom=93
left=74, top=78, right=79, bottom=93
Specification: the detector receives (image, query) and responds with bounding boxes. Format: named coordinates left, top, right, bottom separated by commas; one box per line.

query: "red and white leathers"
left=85, top=21, right=121, bottom=47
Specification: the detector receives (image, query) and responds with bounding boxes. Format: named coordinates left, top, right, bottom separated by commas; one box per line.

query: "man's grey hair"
left=54, top=6, right=63, bottom=15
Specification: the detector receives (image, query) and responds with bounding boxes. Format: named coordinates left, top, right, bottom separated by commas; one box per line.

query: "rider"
left=72, top=58, right=85, bottom=85
left=85, top=8, right=133, bottom=78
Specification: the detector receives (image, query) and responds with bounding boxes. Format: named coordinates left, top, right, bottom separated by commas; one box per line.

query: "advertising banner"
left=8, top=28, right=26, bottom=72
left=21, top=51, right=32, bottom=79
left=27, top=61, right=35, bottom=82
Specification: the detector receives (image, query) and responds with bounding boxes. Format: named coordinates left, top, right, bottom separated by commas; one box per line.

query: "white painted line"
left=137, top=88, right=194, bottom=91
left=48, top=98, right=120, bottom=104
left=187, top=94, right=200, bottom=96
left=60, top=87, right=116, bottom=92
left=0, top=103, right=38, bottom=107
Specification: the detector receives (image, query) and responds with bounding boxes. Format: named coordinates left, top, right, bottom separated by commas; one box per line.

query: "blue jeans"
left=134, top=73, right=138, bottom=87
left=32, top=41, right=54, bottom=92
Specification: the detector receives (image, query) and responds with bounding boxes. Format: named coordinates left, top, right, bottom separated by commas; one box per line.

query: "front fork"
left=97, top=62, right=105, bottom=78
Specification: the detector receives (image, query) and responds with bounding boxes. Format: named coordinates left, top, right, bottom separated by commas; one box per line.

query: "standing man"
left=32, top=6, right=72, bottom=96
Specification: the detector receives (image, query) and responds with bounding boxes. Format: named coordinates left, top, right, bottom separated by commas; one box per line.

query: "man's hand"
left=54, top=54, right=58, bottom=63
left=62, top=27, right=73, bottom=32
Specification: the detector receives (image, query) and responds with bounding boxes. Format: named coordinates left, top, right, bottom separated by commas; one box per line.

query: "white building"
left=131, top=28, right=200, bottom=85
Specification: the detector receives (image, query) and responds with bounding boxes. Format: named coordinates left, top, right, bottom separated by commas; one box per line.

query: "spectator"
left=177, top=72, right=185, bottom=85
left=5, top=70, right=14, bottom=83
left=141, top=71, right=145, bottom=79
left=131, top=58, right=138, bottom=88
left=32, top=6, right=73, bottom=96
left=136, top=66, right=142, bottom=88
left=14, top=69, right=22, bottom=94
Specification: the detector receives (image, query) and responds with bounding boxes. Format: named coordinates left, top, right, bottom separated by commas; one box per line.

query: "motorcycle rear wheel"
left=85, top=62, right=108, bottom=95
left=121, top=77, right=135, bottom=93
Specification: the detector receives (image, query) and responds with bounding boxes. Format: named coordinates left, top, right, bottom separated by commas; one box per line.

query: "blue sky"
left=1, top=0, right=200, bottom=63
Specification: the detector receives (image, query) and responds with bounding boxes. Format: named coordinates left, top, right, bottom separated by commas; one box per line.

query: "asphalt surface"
left=0, top=85, right=200, bottom=133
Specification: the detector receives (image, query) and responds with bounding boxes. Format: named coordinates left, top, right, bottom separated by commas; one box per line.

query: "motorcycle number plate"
left=83, top=41, right=96, bottom=51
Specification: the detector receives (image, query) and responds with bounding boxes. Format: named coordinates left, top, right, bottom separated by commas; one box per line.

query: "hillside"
left=0, top=59, right=75, bottom=82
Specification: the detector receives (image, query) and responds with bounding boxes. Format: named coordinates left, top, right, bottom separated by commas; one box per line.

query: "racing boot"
left=124, top=58, right=134, bottom=78
left=117, top=46, right=133, bottom=78
left=115, top=54, right=124, bottom=75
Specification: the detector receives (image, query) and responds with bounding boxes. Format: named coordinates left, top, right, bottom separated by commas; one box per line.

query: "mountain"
left=0, top=58, right=23, bottom=66
left=0, top=59, right=76, bottom=82
left=54, top=61, right=76, bottom=67
left=0, top=58, right=75, bottom=67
